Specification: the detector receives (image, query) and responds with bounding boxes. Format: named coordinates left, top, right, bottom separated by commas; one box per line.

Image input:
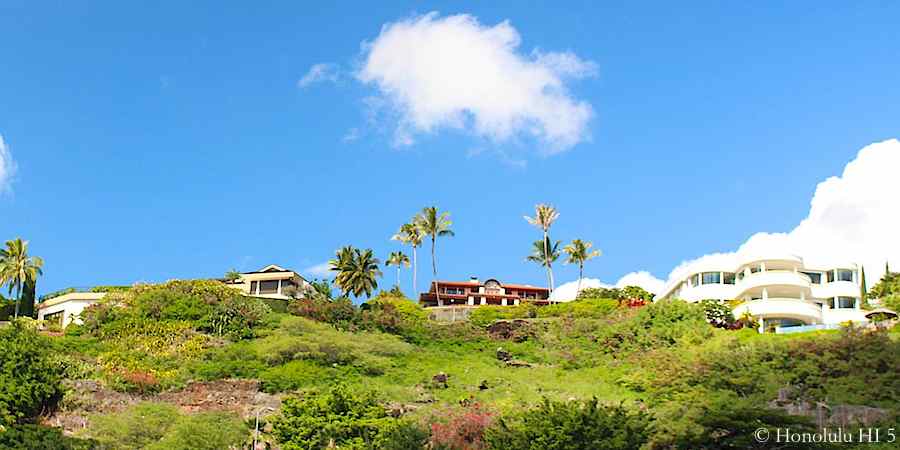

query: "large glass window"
left=259, top=280, right=279, bottom=294
left=801, top=271, right=822, bottom=284
left=835, top=269, right=854, bottom=282
left=723, top=272, right=736, bottom=285
left=702, top=272, right=721, bottom=285
left=834, top=296, right=857, bottom=308
left=690, top=274, right=699, bottom=287
left=827, top=271, right=835, bottom=283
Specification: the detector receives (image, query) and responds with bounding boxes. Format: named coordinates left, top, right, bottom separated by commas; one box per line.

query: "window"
left=44, top=311, right=64, bottom=327
left=445, top=287, right=464, bottom=295
left=833, top=296, right=857, bottom=309
left=701, top=272, right=721, bottom=285
left=750, top=266, right=761, bottom=274
left=723, top=272, right=736, bottom=284
left=690, top=274, right=699, bottom=287
left=259, top=280, right=279, bottom=294
left=801, top=271, right=822, bottom=284
left=835, top=269, right=854, bottom=282
left=250, top=281, right=258, bottom=293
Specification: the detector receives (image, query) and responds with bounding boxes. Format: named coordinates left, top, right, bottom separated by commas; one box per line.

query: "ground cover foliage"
left=3, top=280, right=898, bottom=449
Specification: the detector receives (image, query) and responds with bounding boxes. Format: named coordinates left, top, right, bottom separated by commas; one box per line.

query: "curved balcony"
left=736, top=270, right=811, bottom=296
left=811, top=281, right=860, bottom=299
left=732, top=298, right=823, bottom=324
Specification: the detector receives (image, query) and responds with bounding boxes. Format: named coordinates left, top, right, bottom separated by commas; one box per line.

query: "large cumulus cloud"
left=357, top=13, right=595, bottom=153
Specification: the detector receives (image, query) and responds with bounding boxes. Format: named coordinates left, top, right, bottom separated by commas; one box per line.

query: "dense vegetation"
left=2, top=279, right=898, bottom=449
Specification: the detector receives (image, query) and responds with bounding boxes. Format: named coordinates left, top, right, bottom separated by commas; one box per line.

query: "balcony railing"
left=733, top=297, right=823, bottom=322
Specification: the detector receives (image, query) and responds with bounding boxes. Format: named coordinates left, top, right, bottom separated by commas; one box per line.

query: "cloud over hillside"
left=553, top=139, right=900, bottom=301
left=357, top=12, right=595, bottom=152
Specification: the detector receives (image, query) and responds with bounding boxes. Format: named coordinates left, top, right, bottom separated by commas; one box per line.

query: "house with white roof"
left=657, top=252, right=870, bottom=332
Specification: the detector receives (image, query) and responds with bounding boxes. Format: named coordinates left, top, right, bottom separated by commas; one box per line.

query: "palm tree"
left=0, top=238, right=44, bottom=319
left=224, top=269, right=241, bottom=282
left=391, top=223, right=423, bottom=294
left=329, top=246, right=382, bottom=298
left=385, top=251, right=411, bottom=289
left=415, top=207, right=454, bottom=305
left=524, top=204, right=560, bottom=291
left=526, top=238, right=561, bottom=286
left=563, top=239, right=602, bottom=295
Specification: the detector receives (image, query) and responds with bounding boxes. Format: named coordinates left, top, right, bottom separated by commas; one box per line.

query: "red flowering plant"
left=429, top=403, right=495, bottom=450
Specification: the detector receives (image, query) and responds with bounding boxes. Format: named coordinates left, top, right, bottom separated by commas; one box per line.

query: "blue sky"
left=2, top=1, right=899, bottom=298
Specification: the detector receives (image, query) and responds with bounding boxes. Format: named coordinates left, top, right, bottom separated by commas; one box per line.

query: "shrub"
left=85, top=402, right=180, bottom=449
left=83, top=280, right=272, bottom=339
left=537, top=298, right=619, bottom=319
left=469, top=306, right=533, bottom=327
left=84, top=402, right=247, bottom=450
left=360, top=292, right=428, bottom=334
left=595, top=300, right=712, bottom=354
left=192, top=343, right=266, bottom=381
left=147, top=410, right=247, bottom=450
left=649, top=390, right=818, bottom=449
left=272, top=384, right=406, bottom=450
left=289, top=298, right=360, bottom=330
left=0, top=321, right=67, bottom=426
left=699, top=299, right=737, bottom=328
left=430, top=403, right=495, bottom=450
left=203, top=295, right=272, bottom=339
left=0, top=424, right=96, bottom=450
left=485, top=399, right=650, bottom=450
left=258, top=360, right=344, bottom=393
left=96, top=319, right=210, bottom=392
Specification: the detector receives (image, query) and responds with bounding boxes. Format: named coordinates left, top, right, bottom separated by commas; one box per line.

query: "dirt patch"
left=158, top=379, right=281, bottom=417
left=44, top=379, right=281, bottom=435
left=487, top=319, right=534, bottom=342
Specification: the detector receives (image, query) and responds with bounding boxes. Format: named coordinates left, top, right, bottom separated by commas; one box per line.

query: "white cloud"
left=302, top=262, right=332, bottom=279
left=357, top=12, right=595, bottom=153
left=662, top=138, right=900, bottom=293
left=550, top=271, right=665, bottom=302
left=550, top=278, right=612, bottom=303
left=0, top=134, right=16, bottom=195
left=298, top=63, right=340, bottom=88
left=615, top=271, right=666, bottom=293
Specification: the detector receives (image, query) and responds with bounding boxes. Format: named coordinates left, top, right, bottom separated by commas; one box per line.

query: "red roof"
left=426, top=279, right=548, bottom=292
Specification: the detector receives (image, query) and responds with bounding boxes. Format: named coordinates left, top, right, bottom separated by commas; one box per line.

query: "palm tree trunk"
left=13, top=282, right=21, bottom=319
left=396, top=266, right=401, bottom=288
left=542, top=230, right=554, bottom=292
left=577, top=263, right=584, bottom=297
left=432, top=236, right=441, bottom=306
left=412, top=246, right=418, bottom=294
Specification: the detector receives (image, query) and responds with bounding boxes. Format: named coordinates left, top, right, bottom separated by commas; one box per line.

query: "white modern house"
left=37, top=291, right=107, bottom=329
left=657, top=252, right=870, bottom=332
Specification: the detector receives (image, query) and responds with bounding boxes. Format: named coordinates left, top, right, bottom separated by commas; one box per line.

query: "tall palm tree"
left=524, top=204, right=560, bottom=291
left=0, top=238, right=44, bottom=318
left=385, top=251, right=410, bottom=289
left=391, top=222, right=423, bottom=294
left=329, top=246, right=382, bottom=298
left=563, top=239, right=602, bottom=295
left=526, top=238, right=561, bottom=289
left=415, top=207, right=454, bottom=304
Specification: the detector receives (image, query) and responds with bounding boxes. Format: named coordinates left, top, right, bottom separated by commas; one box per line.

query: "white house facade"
left=658, top=252, right=869, bottom=332
left=36, top=291, right=107, bottom=328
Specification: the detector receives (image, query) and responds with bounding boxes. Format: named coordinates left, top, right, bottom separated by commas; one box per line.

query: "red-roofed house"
left=419, top=277, right=550, bottom=308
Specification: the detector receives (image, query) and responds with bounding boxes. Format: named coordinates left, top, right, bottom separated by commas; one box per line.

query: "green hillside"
left=2, top=281, right=898, bottom=449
